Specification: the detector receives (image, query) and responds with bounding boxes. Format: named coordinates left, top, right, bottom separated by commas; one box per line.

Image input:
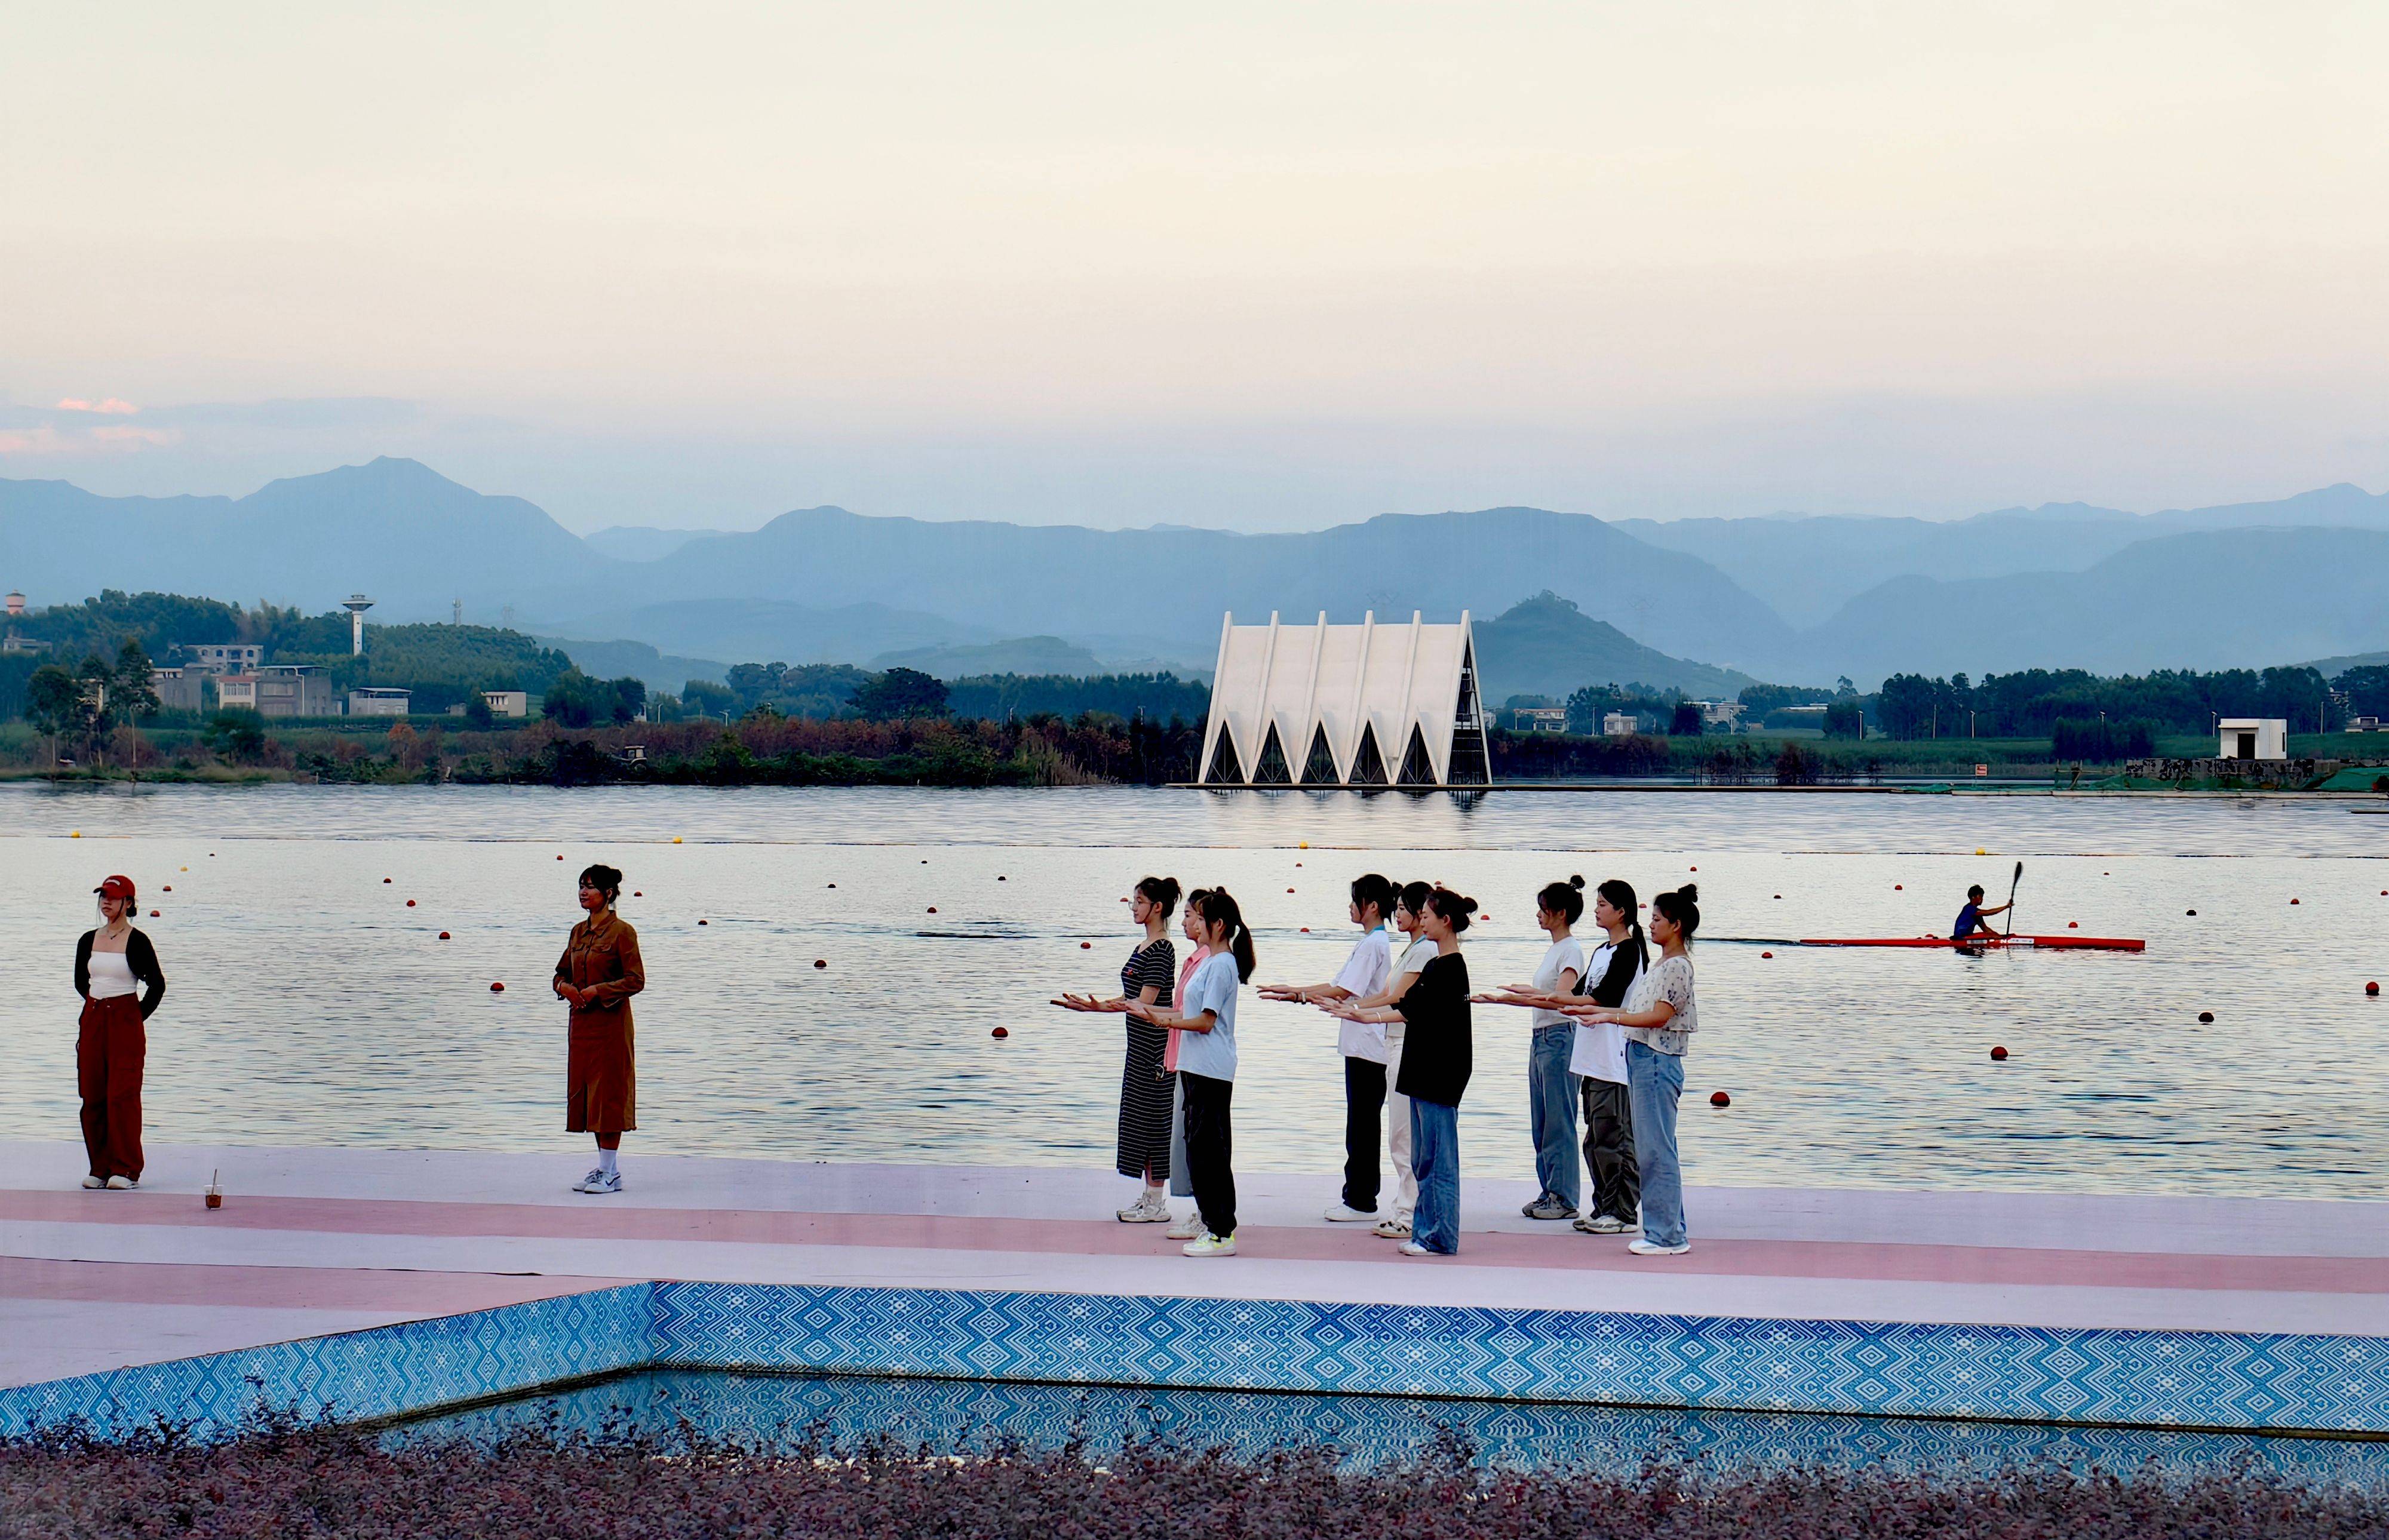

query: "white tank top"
left=87, top=946, right=137, bottom=1000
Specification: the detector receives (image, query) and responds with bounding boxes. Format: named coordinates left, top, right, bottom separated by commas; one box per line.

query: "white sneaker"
left=1324, top=1203, right=1377, bottom=1223
left=1116, top=1190, right=1170, bottom=1224
left=1628, top=1237, right=1690, bottom=1256
left=1165, top=1210, right=1203, bottom=1240
left=1371, top=1215, right=1412, bottom=1239
left=81, top=1174, right=105, bottom=1189
left=572, top=1167, right=607, bottom=1193
left=1396, top=1240, right=1435, bottom=1256
left=584, top=1169, right=624, bottom=1195
left=1574, top=1213, right=1635, bottom=1235
left=1181, top=1231, right=1237, bottom=1257
left=105, top=1175, right=136, bottom=1191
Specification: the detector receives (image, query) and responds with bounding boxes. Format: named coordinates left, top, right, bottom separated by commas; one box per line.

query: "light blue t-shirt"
left=1175, top=949, right=1242, bottom=1082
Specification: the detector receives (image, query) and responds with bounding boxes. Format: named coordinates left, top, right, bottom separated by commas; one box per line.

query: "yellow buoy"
left=1975, top=848, right=1986, bottom=856
left=672, top=836, right=684, bottom=844
left=69, top=830, right=81, bottom=838
left=1298, top=840, right=1310, bottom=850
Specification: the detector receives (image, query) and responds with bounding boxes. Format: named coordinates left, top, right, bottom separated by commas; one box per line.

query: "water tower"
left=4, top=591, right=23, bottom=619
left=342, top=594, right=374, bottom=656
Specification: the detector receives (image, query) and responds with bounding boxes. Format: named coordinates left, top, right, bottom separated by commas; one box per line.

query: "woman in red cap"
left=73, top=875, right=166, bottom=1189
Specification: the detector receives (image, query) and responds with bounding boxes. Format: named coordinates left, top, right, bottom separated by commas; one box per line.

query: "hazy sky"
left=5, top=2, right=2385, bottom=533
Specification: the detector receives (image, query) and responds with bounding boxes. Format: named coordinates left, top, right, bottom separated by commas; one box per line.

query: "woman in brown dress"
left=554, top=863, right=644, bottom=1194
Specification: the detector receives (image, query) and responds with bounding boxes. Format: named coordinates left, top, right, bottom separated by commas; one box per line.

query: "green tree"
left=73, top=654, right=118, bottom=763
left=1822, top=699, right=1866, bottom=739
left=112, top=638, right=161, bottom=721
left=202, top=708, right=268, bottom=761
left=850, top=666, right=949, bottom=721
left=23, top=663, right=81, bottom=770
left=1668, top=702, right=1704, bottom=736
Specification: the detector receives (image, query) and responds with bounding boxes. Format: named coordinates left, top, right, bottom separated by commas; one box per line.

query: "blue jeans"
left=1527, top=1025, right=1580, bottom=1209
left=1626, top=1041, right=1686, bottom=1247
left=1408, top=1098, right=1461, bottom=1255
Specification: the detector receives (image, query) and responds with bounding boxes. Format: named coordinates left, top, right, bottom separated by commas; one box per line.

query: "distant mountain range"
left=7, top=457, right=2388, bottom=690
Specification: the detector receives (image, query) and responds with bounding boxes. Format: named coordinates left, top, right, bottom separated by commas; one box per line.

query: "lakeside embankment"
left=10, top=717, right=2388, bottom=789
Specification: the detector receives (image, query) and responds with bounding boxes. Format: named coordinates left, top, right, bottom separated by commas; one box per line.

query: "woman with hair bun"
left=1128, top=888, right=1254, bottom=1257
left=1330, top=884, right=1476, bottom=1256
left=1567, top=883, right=1699, bottom=1255
left=1475, top=877, right=1587, bottom=1221
left=1054, top=875, right=1180, bottom=1222
left=555, top=862, right=644, bottom=1195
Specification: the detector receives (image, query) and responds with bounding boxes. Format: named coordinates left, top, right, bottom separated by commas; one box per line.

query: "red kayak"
left=1801, top=934, right=2145, bottom=952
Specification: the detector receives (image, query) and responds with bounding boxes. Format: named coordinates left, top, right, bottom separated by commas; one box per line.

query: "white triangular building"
left=1198, top=611, right=1491, bottom=786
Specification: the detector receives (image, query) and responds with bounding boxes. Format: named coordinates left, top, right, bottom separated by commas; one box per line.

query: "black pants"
left=1580, top=1076, right=1641, bottom=1223
left=1341, top=1056, right=1386, bottom=1212
left=1180, top=1071, right=1237, bottom=1238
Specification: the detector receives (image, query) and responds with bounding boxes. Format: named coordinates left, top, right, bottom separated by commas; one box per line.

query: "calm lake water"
left=4, top=783, right=2384, bottom=1198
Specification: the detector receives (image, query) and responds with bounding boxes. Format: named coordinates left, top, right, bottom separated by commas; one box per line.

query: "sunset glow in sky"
left=4, top=2, right=2385, bottom=531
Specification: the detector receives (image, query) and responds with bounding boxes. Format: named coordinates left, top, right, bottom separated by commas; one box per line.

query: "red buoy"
left=1894, top=884, right=1903, bottom=890
left=406, top=899, right=416, bottom=907
left=2187, top=909, right=2197, bottom=916
left=1286, top=887, right=1295, bottom=893
left=1709, top=1090, right=1731, bottom=1108
left=827, top=883, right=836, bottom=888
left=1990, top=1046, right=2009, bottom=1061
left=633, top=890, right=642, bottom=897
left=383, top=877, right=392, bottom=884
left=928, top=906, right=937, bottom=914
left=1080, top=941, right=1092, bottom=949
left=1774, top=894, right=1782, bottom=899
left=698, top=919, right=709, bottom=926
left=2067, top=920, right=2077, bottom=927
left=1301, top=926, right=1310, bottom=932
left=149, top=909, right=159, bottom=917
left=438, top=932, right=451, bottom=940
left=998, top=875, right=1007, bottom=881
left=2197, top=1010, right=2213, bottom=1023
left=2369, top=982, right=2381, bottom=997
left=162, top=885, right=171, bottom=892
left=490, top=982, right=505, bottom=992
left=557, top=854, right=564, bottom=860
left=991, top=1026, right=1008, bottom=1038
left=814, top=959, right=827, bottom=969
left=1760, top=951, right=1773, bottom=958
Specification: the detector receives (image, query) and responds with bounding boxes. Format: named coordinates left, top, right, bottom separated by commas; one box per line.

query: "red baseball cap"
left=94, top=875, right=136, bottom=900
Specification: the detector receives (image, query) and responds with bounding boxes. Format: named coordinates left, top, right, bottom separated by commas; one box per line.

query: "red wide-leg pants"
left=77, top=995, right=146, bottom=1182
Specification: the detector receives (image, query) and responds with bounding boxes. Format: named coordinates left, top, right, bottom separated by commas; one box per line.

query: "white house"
left=1601, top=711, right=1638, bottom=737
left=1198, top=611, right=1491, bottom=787
left=2218, top=718, right=2287, bottom=761
left=349, top=687, right=413, bottom=718
left=482, top=690, right=530, bottom=718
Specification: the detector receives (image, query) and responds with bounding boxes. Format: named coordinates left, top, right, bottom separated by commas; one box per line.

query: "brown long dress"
left=555, top=909, right=645, bottom=1133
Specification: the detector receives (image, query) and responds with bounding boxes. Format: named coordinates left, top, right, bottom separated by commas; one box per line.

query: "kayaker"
left=1953, top=884, right=2010, bottom=942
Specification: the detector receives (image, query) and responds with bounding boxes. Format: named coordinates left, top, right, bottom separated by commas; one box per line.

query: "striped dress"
left=1116, top=936, right=1177, bottom=1179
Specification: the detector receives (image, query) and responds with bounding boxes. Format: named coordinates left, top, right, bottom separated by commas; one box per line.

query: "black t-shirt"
left=1393, top=950, right=1472, bottom=1106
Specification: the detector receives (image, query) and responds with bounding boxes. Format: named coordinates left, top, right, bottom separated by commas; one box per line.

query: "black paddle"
left=2005, top=859, right=2023, bottom=939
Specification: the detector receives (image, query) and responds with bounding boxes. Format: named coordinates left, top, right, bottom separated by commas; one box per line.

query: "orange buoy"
left=1709, top=1090, right=1731, bottom=1108
left=490, top=982, right=505, bottom=992
left=814, top=959, right=827, bottom=969
left=2197, top=1010, right=2213, bottom=1023
left=991, top=1026, right=1009, bottom=1038
left=1990, top=1046, right=2009, bottom=1061
left=438, top=932, right=451, bottom=940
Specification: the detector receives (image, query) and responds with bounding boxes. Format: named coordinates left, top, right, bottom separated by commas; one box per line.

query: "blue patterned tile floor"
left=5, top=1144, right=2388, bottom=1442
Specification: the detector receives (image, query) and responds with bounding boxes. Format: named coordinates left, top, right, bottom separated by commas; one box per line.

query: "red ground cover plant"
left=4, top=1416, right=2385, bottom=1539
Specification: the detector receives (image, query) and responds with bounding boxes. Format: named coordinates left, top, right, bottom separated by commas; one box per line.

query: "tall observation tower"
left=342, top=594, right=374, bottom=656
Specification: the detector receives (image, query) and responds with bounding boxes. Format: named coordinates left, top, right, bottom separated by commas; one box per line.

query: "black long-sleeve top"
left=1393, top=949, right=1472, bottom=1107
left=75, top=927, right=167, bottom=1019
left=1578, top=937, right=1645, bottom=1009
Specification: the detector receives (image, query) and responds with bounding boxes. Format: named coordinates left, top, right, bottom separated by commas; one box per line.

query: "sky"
left=4, top=2, right=2386, bottom=534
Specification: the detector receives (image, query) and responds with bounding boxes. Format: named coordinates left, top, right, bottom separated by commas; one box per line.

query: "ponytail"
left=1598, top=878, right=1647, bottom=969
left=1193, top=887, right=1257, bottom=982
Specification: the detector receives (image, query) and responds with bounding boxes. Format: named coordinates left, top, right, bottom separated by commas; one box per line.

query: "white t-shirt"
left=1176, top=949, right=1242, bottom=1082
left=1568, top=939, right=1632, bottom=1086
left=1395, top=936, right=1436, bottom=979
left=1529, top=936, right=1585, bottom=1032
left=1334, top=926, right=1395, bottom=1062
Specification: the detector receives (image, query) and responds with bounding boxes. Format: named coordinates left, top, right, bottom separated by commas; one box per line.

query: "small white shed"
left=2218, top=718, right=2287, bottom=761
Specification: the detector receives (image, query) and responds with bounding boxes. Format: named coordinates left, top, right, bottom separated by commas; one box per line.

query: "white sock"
left=597, top=1148, right=618, bottom=1175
